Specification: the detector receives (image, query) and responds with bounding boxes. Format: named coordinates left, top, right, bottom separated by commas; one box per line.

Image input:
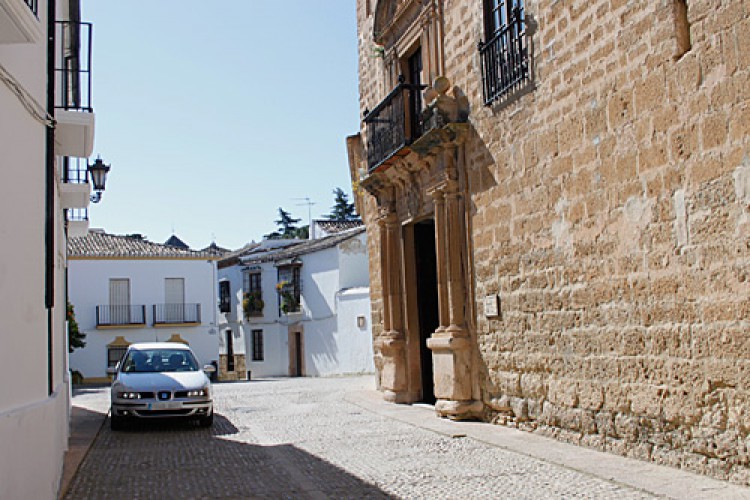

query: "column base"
left=427, top=327, right=473, bottom=402
left=382, top=390, right=414, bottom=403
left=435, top=399, right=484, bottom=420
left=374, top=332, right=407, bottom=400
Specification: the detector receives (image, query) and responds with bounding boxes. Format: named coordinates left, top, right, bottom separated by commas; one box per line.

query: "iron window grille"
left=55, top=21, right=93, bottom=112
left=219, top=281, right=231, bottom=313
left=277, top=266, right=301, bottom=314
left=252, top=329, right=264, bottom=361
left=479, top=0, right=529, bottom=106
left=243, top=272, right=263, bottom=316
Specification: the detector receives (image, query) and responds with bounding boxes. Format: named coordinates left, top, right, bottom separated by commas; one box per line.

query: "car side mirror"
left=106, top=366, right=117, bottom=375
left=202, top=364, right=216, bottom=374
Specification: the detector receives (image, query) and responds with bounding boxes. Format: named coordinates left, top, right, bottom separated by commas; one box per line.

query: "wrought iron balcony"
left=479, top=6, right=529, bottom=106
left=65, top=208, right=88, bottom=222
left=96, top=305, right=146, bottom=327
left=153, top=303, right=201, bottom=325
left=363, top=76, right=426, bottom=172
left=25, top=0, right=37, bottom=16
left=55, top=20, right=93, bottom=112
left=63, top=157, right=88, bottom=183
left=65, top=207, right=89, bottom=237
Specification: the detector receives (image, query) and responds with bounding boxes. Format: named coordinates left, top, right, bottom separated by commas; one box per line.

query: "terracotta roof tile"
left=68, top=232, right=218, bottom=259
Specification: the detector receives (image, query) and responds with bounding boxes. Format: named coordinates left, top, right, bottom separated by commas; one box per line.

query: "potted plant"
left=276, top=280, right=299, bottom=314
left=242, top=291, right=264, bottom=319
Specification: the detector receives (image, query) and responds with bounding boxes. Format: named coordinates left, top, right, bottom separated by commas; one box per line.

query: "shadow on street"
left=63, top=412, right=391, bottom=499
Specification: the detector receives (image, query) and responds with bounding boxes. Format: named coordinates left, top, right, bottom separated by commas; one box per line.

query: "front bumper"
left=111, top=398, right=213, bottom=419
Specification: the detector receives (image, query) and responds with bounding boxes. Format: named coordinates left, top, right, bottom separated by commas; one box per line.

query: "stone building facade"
left=347, top=0, right=750, bottom=484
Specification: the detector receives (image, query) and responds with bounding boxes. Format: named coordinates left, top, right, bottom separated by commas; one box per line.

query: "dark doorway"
left=225, top=330, right=235, bottom=372
left=413, top=220, right=438, bottom=404
left=290, top=331, right=303, bottom=377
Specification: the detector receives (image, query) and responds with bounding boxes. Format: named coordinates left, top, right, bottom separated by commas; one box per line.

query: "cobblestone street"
left=64, top=376, right=748, bottom=499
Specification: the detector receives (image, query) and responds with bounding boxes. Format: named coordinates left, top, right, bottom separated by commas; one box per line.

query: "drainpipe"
left=46, top=0, right=57, bottom=395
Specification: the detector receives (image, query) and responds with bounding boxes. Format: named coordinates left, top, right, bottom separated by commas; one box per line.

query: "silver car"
left=108, top=342, right=215, bottom=430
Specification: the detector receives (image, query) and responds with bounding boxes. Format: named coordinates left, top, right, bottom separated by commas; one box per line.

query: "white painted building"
left=217, top=227, right=374, bottom=380
left=68, top=231, right=221, bottom=382
left=0, top=0, right=99, bottom=497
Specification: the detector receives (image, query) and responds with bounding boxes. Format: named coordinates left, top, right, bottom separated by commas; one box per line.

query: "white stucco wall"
left=68, top=258, right=220, bottom=378
left=338, top=232, right=369, bottom=289
left=0, top=1, right=76, bottom=497
left=234, top=231, right=373, bottom=378
left=334, top=287, right=375, bottom=373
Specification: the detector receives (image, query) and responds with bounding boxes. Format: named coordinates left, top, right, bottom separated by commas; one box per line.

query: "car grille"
left=137, top=409, right=192, bottom=416
left=138, top=392, right=155, bottom=399
left=174, top=391, right=189, bottom=398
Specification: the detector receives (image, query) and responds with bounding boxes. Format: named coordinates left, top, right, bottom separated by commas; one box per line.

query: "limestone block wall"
left=449, top=0, right=749, bottom=484
left=355, top=0, right=749, bottom=484
left=218, top=354, right=247, bottom=381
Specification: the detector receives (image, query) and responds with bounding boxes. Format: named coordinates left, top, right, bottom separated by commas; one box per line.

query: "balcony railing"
left=25, top=0, right=38, bottom=16
left=479, top=6, right=529, bottom=106
left=65, top=207, right=88, bottom=222
left=96, top=305, right=146, bottom=327
left=63, top=157, right=88, bottom=184
left=363, top=76, right=426, bottom=172
left=55, top=20, right=93, bottom=111
left=153, top=303, right=201, bottom=325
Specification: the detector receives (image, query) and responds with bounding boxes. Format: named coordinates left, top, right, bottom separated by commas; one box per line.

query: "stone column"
left=427, top=147, right=482, bottom=419
left=445, top=179, right=466, bottom=334
left=430, top=187, right=449, bottom=332
left=374, top=200, right=408, bottom=403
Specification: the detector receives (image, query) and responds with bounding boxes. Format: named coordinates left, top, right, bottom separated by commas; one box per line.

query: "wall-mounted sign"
left=484, top=294, right=499, bottom=317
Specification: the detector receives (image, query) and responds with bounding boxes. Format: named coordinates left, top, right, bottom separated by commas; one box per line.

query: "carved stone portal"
left=359, top=77, right=482, bottom=420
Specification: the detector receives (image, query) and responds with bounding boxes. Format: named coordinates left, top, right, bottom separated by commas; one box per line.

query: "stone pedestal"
left=427, top=328, right=482, bottom=419
left=375, top=333, right=410, bottom=403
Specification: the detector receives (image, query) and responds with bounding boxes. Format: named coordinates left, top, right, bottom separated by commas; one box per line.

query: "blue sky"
left=82, top=1, right=359, bottom=250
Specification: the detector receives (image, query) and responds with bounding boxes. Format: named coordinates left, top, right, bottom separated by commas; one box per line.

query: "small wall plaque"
left=484, top=294, right=499, bottom=317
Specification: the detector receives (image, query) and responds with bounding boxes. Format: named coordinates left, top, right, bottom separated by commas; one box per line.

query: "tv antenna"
left=293, top=197, right=316, bottom=231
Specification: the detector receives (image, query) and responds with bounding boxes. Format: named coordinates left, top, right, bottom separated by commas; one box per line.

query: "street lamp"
left=87, top=157, right=110, bottom=203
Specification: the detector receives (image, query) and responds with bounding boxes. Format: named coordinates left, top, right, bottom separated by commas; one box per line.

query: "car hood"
left=116, top=371, right=208, bottom=391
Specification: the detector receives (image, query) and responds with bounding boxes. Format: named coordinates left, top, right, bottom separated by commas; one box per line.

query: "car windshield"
left=121, top=348, right=199, bottom=373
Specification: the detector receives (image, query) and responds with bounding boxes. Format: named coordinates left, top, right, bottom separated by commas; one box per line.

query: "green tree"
left=326, top=187, right=357, bottom=220
left=265, top=207, right=303, bottom=239
left=67, top=301, right=86, bottom=353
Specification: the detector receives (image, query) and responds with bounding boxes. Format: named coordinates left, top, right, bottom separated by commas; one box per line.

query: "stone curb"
left=344, top=390, right=750, bottom=500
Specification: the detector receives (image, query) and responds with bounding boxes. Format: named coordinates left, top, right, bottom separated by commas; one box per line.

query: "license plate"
left=147, top=401, right=182, bottom=410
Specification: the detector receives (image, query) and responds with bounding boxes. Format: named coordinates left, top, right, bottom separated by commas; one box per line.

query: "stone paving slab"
left=344, top=389, right=750, bottom=500
left=63, top=376, right=750, bottom=499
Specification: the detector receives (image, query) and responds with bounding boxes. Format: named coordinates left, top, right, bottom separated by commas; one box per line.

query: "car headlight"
left=187, top=387, right=208, bottom=398
left=118, top=391, right=141, bottom=399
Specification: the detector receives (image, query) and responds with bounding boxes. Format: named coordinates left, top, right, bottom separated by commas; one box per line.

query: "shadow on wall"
left=299, top=257, right=337, bottom=319
left=301, top=317, right=340, bottom=376
left=63, top=412, right=390, bottom=498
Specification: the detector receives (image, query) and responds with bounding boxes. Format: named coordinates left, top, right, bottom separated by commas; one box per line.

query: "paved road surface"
left=64, top=376, right=748, bottom=499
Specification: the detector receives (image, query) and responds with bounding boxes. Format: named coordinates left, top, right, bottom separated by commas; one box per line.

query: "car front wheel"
left=110, top=413, right=126, bottom=431
left=198, top=412, right=213, bottom=428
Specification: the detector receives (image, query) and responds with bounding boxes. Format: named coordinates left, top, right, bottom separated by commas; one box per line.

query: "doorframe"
left=288, top=325, right=304, bottom=377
